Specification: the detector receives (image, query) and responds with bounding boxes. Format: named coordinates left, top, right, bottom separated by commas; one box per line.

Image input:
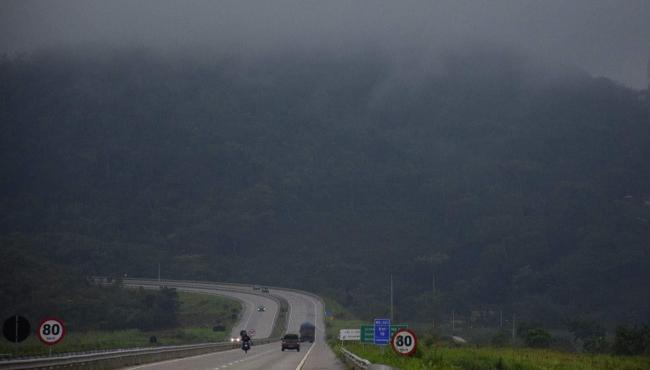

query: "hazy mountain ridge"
left=1, top=49, right=649, bottom=327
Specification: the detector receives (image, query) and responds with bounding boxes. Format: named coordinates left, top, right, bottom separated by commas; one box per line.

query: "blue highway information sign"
left=374, top=318, right=391, bottom=345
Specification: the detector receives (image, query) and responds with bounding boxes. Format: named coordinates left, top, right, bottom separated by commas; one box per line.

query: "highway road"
left=124, top=280, right=344, bottom=370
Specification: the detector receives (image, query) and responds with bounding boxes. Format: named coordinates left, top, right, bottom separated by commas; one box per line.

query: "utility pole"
left=432, top=268, right=436, bottom=329
left=500, top=310, right=503, bottom=329
left=390, top=273, right=394, bottom=321
left=452, top=310, right=455, bottom=330
left=646, top=51, right=650, bottom=91
left=158, top=263, right=161, bottom=284
left=432, top=271, right=436, bottom=299
left=427, top=252, right=445, bottom=330
left=512, top=313, right=516, bottom=343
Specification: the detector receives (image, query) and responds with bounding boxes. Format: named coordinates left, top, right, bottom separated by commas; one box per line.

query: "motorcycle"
left=242, top=340, right=251, bottom=353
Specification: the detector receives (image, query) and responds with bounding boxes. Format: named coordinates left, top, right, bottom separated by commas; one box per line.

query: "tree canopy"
left=1, top=48, right=649, bottom=328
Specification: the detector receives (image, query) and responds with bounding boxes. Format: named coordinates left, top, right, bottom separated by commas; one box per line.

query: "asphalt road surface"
left=124, top=280, right=344, bottom=370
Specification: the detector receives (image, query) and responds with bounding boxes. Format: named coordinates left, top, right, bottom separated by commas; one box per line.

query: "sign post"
left=373, top=318, right=391, bottom=345
left=391, top=329, right=418, bottom=356
left=38, top=318, right=66, bottom=355
left=3, top=315, right=30, bottom=355
left=2, top=315, right=30, bottom=344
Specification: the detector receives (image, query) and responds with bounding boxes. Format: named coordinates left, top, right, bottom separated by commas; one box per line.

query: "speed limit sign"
left=38, top=318, right=65, bottom=345
left=391, top=329, right=417, bottom=356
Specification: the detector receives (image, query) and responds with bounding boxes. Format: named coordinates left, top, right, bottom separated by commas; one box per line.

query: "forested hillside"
left=1, top=48, right=649, bottom=328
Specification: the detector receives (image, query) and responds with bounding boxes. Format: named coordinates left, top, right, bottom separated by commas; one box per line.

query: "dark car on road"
left=281, top=334, right=300, bottom=351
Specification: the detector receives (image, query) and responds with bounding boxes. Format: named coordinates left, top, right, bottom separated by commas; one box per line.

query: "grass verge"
left=340, top=342, right=650, bottom=370
left=320, top=297, right=649, bottom=370
left=0, top=291, right=241, bottom=357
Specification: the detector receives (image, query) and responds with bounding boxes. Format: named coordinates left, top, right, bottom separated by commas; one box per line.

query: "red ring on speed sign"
left=391, top=329, right=417, bottom=356
left=37, top=317, right=66, bottom=345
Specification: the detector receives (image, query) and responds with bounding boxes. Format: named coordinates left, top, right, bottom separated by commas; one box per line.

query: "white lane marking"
left=286, top=295, right=294, bottom=332
left=241, top=348, right=275, bottom=361
left=230, top=295, right=254, bottom=337
left=241, top=296, right=255, bottom=330
left=125, top=347, right=239, bottom=369
left=295, top=343, right=316, bottom=370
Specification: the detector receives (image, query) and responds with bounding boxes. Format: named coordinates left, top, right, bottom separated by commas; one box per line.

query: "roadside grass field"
left=339, top=342, right=650, bottom=370
left=0, top=291, right=241, bottom=357
left=321, top=298, right=649, bottom=370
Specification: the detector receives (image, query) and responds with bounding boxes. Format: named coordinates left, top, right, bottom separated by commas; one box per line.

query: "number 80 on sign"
left=38, top=318, right=65, bottom=345
left=391, top=329, right=417, bottom=356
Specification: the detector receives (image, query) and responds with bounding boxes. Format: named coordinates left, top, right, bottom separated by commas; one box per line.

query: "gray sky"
left=1, top=0, right=649, bottom=88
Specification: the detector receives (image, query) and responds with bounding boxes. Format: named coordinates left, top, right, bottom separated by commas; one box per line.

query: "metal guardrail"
left=0, top=334, right=282, bottom=370
left=0, top=341, right=232, bottom=370
left=340, top=347, right=372, bottom=369
left=0, top=279, right=287, bottom=369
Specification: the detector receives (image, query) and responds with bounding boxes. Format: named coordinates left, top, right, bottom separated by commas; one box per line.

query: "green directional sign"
left=361, top=325, right=373, bottom=343
left=360, top=324, right=408, bottom=344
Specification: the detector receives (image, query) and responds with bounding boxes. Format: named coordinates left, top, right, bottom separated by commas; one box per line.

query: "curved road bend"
left=124, top=280, right=278, bottom=340
left=124, top=280, right=344, bottom=370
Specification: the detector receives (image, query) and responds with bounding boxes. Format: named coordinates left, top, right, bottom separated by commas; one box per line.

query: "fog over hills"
left=1, top=47, right=649, bottom=327
left=1, top=1, right=650, bottom=333
left=1, top=0, right=649, bottom=88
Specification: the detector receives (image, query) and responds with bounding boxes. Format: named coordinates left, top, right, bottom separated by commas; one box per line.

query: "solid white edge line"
left=295, top=342, right=316, bottom=370
left=241, top=296, right=255, bottom=331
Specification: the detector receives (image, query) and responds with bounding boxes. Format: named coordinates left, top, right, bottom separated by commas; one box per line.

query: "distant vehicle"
left=261, top=287, right=269, bottom=293
left=230, top=337, right=241, bottom=342
left=253, top=285, right=261, bottom=290
left=257, top=305, right=266, bottom=312
left=281, top=333, right=300, bottom=351
left=299, top=322, right=315, bottom=342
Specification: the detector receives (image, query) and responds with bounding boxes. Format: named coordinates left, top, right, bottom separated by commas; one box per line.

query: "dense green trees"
left=1, top=48, right=649, bottom=330
left=613, top=325, right=650, bottom=356
left=567, top=318, right=608, bottom=353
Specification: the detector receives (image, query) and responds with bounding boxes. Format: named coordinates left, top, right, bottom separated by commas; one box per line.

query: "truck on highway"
left=299, top=322, right=315, bottom=342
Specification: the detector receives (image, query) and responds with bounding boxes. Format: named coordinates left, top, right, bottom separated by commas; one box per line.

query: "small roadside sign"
left=391, top=329, right=418, bottom=356
left=339, top=329, right=360, bottom=341
left=37, top=318, right=65, bottom=346
left=374, top=318, right=391, bottom=345
left=2, top=315, right=30, bottom=343
left=361, top=324, right=408, bottom=344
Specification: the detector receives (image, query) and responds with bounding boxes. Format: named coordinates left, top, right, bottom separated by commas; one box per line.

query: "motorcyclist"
left=240, top=330, right=252, bottom=352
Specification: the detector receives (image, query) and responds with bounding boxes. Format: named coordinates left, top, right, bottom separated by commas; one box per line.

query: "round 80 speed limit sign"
left=391, top=329, right=417, bottom=356
left=38, top=318, right=65, bottom=345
